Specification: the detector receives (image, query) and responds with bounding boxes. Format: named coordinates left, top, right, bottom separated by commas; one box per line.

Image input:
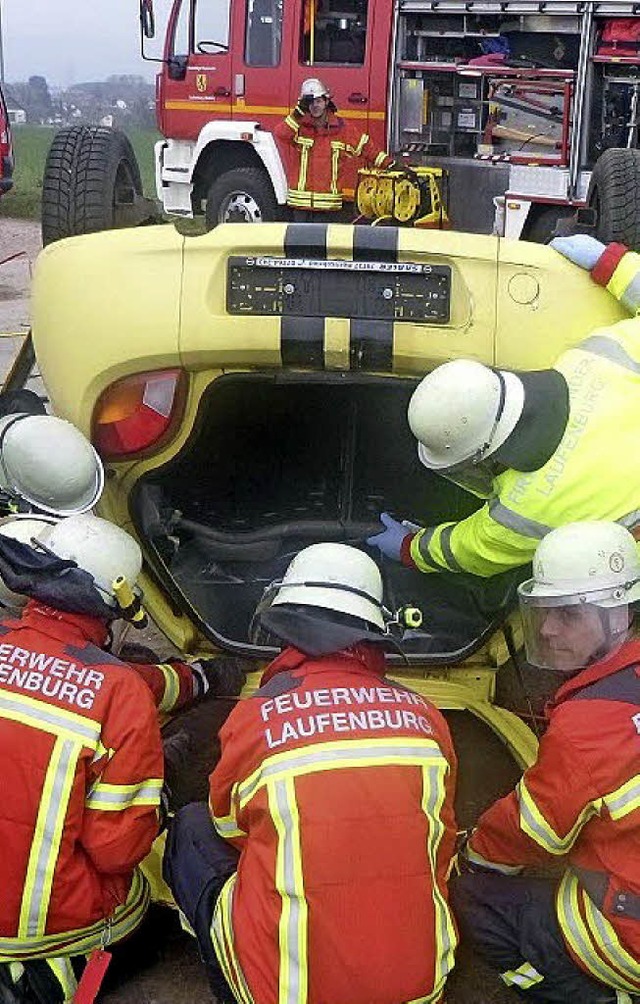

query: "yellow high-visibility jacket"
left=409, top=250, right=640, bottom=577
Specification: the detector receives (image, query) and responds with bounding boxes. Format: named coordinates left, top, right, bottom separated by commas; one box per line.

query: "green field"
left=0, top=124, right=160, bottom=220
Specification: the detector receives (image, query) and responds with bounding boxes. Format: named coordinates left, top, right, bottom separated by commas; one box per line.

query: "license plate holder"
left=227, top=256, right=451, bottom=323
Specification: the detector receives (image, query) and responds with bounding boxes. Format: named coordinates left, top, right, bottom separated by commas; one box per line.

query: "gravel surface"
left=0, top=217, right=41, bottom=335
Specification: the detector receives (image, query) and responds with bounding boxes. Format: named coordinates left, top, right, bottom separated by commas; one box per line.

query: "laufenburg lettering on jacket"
left=261, top=685, right=434, bottom=748
left=0, top=641, right=104, bottom=709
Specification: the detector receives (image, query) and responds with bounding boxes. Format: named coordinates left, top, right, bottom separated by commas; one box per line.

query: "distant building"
left=7, top=107, right=26, bottom=125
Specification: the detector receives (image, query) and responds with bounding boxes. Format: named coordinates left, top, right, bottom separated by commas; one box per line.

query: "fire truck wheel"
left=588, top=148, right=640, bottom=250
left=205, top=167, right=278, bottom=228
left=41, top=126, right=144, bottom=245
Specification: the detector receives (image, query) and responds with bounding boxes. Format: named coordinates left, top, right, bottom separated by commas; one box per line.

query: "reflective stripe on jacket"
left=0, top=602, right=163, bottom=958
left=132, top=658, right=197, bottom=713
left=275, top=111, right=392, bottom=211
left=208, top=644, right=458, bottom=1004
left=409, top=263, right=640, bottom=576
left=468, top=638, right=640, bottom=993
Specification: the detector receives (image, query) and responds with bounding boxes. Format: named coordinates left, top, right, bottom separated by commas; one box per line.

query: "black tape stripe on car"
left=281, top=315, right=325, bottom=368
left=352, top=226, right=398, bottom=263
left=349, top=228, right=396, bottom=370
left=284, top=223, right=328, bottom=259
left=280, top=224, right=328, bottom=367
left=350, top=319, right=393, bottom=372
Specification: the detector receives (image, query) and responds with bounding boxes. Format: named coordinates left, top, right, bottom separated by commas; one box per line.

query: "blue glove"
left=549, top=234, right=605, bottom=270
left=366, top=512, right=414, bottom=562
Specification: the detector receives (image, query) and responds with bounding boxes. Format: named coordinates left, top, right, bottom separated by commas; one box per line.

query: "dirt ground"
left=0, top=218, right=41, bottom=333
left=0, top=216, right=528, bottom=1004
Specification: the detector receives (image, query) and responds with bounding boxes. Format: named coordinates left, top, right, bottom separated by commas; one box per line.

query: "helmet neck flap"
left=0, top=535, right=116, bottom=621
left=493, top=369, right=569, bottom=472
left=257, top=604, right=388, bottom=657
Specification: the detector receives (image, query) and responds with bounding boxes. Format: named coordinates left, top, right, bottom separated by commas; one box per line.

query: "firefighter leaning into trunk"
left=275, top=77, right=395, bottom=219
left=0, top=512, right=228, bottom=1004
left=453, top=520, right=640, bottom=1003
left=368, top=233, right=640, bottom=578
left=164, top=542, right=459, bottom=1004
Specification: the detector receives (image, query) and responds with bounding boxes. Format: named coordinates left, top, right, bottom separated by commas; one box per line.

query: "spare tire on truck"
left=588, top=148, right=640, bottom=250
left=41, top=126, right=158, bottom=246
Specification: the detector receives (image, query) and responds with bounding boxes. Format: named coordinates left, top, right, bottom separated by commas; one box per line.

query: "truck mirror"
left=140, top=0, right=155, bottom=39
left=168, top=54, right=189, bottom=81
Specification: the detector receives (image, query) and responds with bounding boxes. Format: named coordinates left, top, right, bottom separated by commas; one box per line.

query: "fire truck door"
left=231, top=0, right=294, bottom=136
left=160, top=0, right=234, bottom=142
left=292, top=0, right=386, bottom=196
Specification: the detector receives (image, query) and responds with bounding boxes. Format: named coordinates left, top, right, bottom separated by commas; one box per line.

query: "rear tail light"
left=93, top=369, right=186, bottom=459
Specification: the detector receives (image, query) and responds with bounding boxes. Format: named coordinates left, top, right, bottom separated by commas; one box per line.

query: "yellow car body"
left=30, top=222, right=626, bottom=771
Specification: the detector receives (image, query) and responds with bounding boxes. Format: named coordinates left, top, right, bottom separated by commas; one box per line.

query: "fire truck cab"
left=149, top=0, right=640, bottom=242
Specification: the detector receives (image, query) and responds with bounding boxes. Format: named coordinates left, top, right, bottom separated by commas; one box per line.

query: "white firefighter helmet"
left=521, top=521, right=640, bottom=605
left=518, top=521, right=640, bottom=671
left=299, top=77, right=332, bottom=102
left=38, top=514, right=142, bottom=607
left=0, top=514, right=58, bottom=612
left=271, top=542, right=385, bottom=629
left=408, top=360, right=525, bottom=471
left=0, top=414, right=104, bottom=516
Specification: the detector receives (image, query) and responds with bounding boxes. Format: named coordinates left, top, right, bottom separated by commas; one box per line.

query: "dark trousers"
left=452, top=873, right=627, bottom=1004
left=163, top=801, right=240, bottom=1004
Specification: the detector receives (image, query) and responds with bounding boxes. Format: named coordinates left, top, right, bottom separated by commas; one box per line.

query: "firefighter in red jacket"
left=454, top=520, right=640, bottom=1003
left=164, top=541, right=459, bottom=1004
left=275, top=77, right=395, bottom=219
left=0, top=513, right=225, bottom=716
left=0, top=512, right=233, bottom=1004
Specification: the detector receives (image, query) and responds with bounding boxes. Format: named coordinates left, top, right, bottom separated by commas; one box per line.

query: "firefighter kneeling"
left=454, top=521, right=640, bottom=1003
left=0, top=513, right=232, bottom=1004
left=164, top=542, right=459, bottom=1004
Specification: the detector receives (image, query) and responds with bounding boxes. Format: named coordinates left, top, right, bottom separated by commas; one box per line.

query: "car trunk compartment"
left=132, top=372, right=525, bottom=660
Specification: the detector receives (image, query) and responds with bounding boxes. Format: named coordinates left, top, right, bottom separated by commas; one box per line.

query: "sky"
left=1, top=0, right=165, bottom=87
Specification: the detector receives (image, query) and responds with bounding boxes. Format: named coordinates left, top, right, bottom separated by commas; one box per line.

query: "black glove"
left=454, top=829, right=507, bottom=876
left=190, top=657, right=249, bottom=699
left=161, top=728, right=193, bottom=820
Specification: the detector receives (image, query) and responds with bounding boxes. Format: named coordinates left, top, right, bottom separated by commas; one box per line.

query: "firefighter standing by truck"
left=275, top=77, right=396, bottom=221
left=164, top=542, right=459, bottom=1004
left=0, top=513, right=240, bottom=1004
left=453, top=520, right=640, bottom=1003
left=367, top=234, right=640, bottom=578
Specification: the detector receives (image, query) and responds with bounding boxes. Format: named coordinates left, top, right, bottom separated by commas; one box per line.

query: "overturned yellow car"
left=30, top=222, right=626, bottom=776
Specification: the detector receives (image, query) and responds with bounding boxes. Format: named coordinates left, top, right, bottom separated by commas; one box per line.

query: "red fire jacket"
left=208, top=644, right=458, bottom=1004
left=275, top=109, right=393, bottom=211
left=468, top=637, right=640, bottom=994
left=0, top=602, right=165, bottom=960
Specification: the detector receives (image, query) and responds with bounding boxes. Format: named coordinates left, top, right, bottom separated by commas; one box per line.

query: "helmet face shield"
left=518, top=589, right=632, bottom=673
left=417, top=443, right=501, bottom=499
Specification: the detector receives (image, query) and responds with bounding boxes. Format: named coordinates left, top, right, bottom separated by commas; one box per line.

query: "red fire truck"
left=0, top=85, right=14, bottom=198
left=142, top=0, right=640, bottom=242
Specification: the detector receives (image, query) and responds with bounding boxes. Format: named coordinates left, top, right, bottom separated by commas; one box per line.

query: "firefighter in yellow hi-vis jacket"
left=275, top=77, right=395, bottom=220
left=367, top=233, right=640, bottom=577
